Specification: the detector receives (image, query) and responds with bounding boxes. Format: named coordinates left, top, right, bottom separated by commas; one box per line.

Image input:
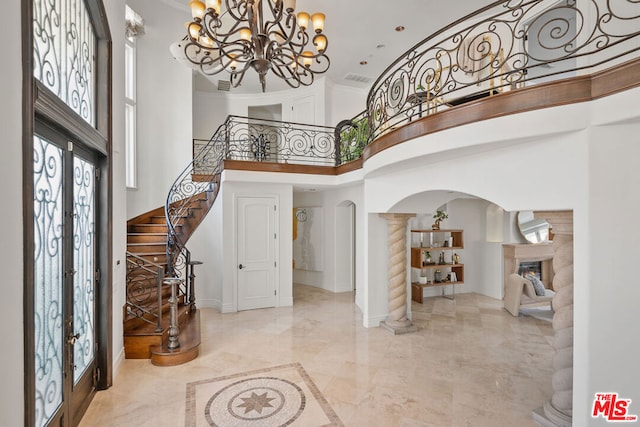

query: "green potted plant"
left=339, top=117, right=369, bottom=161
left=432, top=209, right=448, bottom=230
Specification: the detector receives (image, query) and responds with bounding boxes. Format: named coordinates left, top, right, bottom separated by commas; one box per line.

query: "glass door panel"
left=72, top=155, right=96, bottom=383
left=33, top=135, right=65, bottom=427
left=32, top=132, right=98, bottom=426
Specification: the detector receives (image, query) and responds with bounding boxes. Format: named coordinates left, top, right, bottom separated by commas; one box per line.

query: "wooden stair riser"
left=149, top=216, right=168, bottom=224
left=127, top=243, right=166, bottom=253
left=128, top=224, right=170, bottom=234
left=127, top=233, right=168, bottom=244
left=124, top=334, right=163, bottom=359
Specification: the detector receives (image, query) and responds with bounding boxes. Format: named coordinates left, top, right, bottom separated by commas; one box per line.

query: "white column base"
left=379, top=319, right=417, bottom=335
left=531, top=402, right=572, bottom=427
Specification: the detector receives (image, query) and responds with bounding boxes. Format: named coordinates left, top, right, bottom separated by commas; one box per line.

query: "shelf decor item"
left=432, top=209, right=448, bottom=230
left=434, top=270, right=442, bottom=282
left=422, top=250, right=432, bottom=265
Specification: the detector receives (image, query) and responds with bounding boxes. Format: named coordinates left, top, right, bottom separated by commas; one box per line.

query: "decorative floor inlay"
left=186, top=362, right=343, bottom=426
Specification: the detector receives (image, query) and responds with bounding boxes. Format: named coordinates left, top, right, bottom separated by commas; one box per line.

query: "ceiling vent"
left=217, top=80, right=231, bottom=91
left=344, top=73, right=374, bottom=84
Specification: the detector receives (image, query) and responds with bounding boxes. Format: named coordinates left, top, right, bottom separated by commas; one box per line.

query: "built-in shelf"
left=410, top=229, right=464, bottom=303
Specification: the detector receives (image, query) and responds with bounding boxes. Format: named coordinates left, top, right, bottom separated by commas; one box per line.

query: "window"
left=125, top=5, right=143, bottom=189
left=33, top=0, right=96, bottom=126
left=125, top=36, right=137, bottom=188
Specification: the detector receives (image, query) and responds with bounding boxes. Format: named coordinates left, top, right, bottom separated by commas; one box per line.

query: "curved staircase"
left=124, top=125, right=224, bottom=366
left=124, top=189, right=215, bottom=366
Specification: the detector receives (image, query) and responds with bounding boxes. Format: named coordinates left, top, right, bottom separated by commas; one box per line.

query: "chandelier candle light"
left=172, top=0, right=330, bottom=92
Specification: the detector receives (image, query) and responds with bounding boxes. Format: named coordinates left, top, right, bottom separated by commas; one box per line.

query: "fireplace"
left=518, top=261, right=542, bottom=279
left=502, top=243, right=555, bottom=297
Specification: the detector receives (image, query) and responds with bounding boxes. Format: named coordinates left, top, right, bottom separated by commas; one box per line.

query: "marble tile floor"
left=80, top=284, right=554, bottom=427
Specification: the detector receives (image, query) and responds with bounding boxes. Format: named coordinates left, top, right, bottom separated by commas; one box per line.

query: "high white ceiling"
left=168, top=0, right=498, bottom=93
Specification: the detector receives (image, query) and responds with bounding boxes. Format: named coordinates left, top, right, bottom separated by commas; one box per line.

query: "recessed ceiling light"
left=360, top=60, right=368, bottom=65
left=395, top=26, right=405, bottom=32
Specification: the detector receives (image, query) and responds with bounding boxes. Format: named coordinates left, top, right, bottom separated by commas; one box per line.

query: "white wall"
left=105, top=0, right=127, bottom=377
left=334, top=203, right=355, bottom=292
left=192, top=90, right=232, bottom=140
left=193, top=78, right=327, bottom=140
left=325, top=80, right=368, bottom=126
left=0, top=0, right=24, bottom=423
left=448, top=199, right=498, bottom=298
left=188, top=191, right=224, bottom=309
left=582, top=120, right=640, bottom=425
left=192, top=77, right=369, bottom=141
left=364, top=212, right=391, bottom=327
left=126, top=0, right=193, bottom=218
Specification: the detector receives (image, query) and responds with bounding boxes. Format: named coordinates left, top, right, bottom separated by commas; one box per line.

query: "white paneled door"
left=237, top=196, right=278, bottom=310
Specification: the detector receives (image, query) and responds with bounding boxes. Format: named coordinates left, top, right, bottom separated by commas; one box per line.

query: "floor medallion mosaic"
left=186, top=362, right=343, bottom=426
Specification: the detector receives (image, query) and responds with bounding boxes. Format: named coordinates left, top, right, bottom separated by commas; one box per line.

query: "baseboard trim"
left=199, top=298, right=222, bottom=310
left=279, top=297, right=293, bottom=307
left=365, top=314, right=387, bottom=328
left=113, top=347, right=125, bottom=379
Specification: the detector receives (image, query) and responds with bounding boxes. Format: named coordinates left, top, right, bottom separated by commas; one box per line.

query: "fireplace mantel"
left=502, top=243, right=555, bottom=297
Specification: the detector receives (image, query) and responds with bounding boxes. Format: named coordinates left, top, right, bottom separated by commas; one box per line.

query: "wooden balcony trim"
left=223, top=159, right=339, bottom=175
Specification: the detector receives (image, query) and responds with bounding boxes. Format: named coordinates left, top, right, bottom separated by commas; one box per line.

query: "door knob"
left=67, top=333, right=80, bottom=345
left=238, top=264, right=244, bottom=269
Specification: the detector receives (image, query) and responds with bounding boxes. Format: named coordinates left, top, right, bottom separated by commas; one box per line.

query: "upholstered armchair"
left=503, top=273, right=554, bottom=316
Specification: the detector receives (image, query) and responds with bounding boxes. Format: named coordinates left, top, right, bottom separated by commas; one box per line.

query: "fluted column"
left=379, top=213, right=417, bottom=335
left=534, top=211, right=573, bottom=427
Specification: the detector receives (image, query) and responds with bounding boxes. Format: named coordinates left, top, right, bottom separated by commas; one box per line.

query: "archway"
left=379, top=188, right=573, bottom=425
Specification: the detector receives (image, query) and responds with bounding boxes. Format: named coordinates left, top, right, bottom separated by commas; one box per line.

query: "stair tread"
left=127, top=232, right=168, bottom=236
left=130, top=251, right=166, bottom=255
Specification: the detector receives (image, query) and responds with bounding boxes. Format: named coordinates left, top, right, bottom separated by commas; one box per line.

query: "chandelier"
left=172, top=0, right=330, bottom=92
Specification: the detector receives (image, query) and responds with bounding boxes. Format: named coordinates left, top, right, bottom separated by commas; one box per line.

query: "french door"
left=33, top=125, right=99, bottom=426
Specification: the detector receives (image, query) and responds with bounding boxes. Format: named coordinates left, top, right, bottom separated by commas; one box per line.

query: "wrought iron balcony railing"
left=367, top=0, right=640, bottom=141
left=193, top=115, right=338, bottom=172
